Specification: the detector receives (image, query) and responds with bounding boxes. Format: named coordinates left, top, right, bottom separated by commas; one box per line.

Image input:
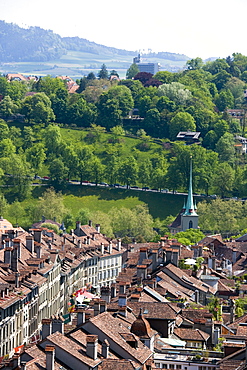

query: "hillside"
left=0, top=20, right=189, bottom=77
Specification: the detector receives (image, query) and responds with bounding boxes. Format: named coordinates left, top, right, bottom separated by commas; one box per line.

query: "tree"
left=66, top=95, right=96, bottom=127
left=98, top=64, right=108, bottom=79
left=138, top=158, right=152, bottom=187
left=0, top=154, right=32, bottom=200
left=214, top=162, right=234, bottom=197
left=158, top=82, right=192, bottom=105
left=134, top=72, right=153, bottom=85
left=118, top=156, right=138, bottom=188
left=35, top=75, right=66, bottom=98
left=0, top=193, right=8, bottom=218
left=8, top=200, right=24, bottom=225
left=88, top=156, right=105, bottom=185
left=21, top=92, right=55, bottom=124
left=97, top=85, right=134, bottom=129
left=49, top=158, right=68, bottom=186
left=215, top=90, right=234, bottom=111
left=77, top=208, right=92, bottom=225
left=0, top=95, right=18, bottom=119
left=186, top=57, right=203, bottom=70
left=36, top=187, right=67, bottom=222
left=44, top=124, right=62, bottom=157
left=26, top=143, right=46, bottom=177
left=83, top=79, right=111, bottom=103
left=0, top=119, right=9, bottom=139
left=215, top=132, right=235, bottom=164
left=0, top=138, right=16, bottom=157
left=169, top=112, right=196, bottom=140
left=153, top=71, right=174, bottom=84
left=110, top=125, right=125, bottom=142
left=175, top=229, right=205, bottom=245
left=126, top=63, right=139, bottom=79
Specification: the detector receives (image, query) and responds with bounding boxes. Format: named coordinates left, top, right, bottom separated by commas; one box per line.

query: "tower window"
left=189, top=220, right=193, bottom=229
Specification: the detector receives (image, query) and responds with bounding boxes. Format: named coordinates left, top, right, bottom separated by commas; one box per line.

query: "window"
left=176, top=366, right=181, bottom=370
left=189, top=220, right=193, bottom=229
left=155, top=363, right=160, bottom=368
left=162, top=365, right=167, bottom=369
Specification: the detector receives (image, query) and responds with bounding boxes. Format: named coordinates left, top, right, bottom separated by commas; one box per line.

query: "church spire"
left=183, top=156, right=197, bottom=216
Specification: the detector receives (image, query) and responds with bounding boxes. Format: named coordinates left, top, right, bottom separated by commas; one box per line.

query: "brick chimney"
left=102, top=339, right=109, bottom=358
left=33, top=229, right=42, bottom=243
left=11, top=245, right=18, bottom=272
left=51, top=315, right=64, bottom=334
left=117, top=239, right=121, bottom=251
left=45, top=345, right=55, bottom=370
left=77, top=309, right=86, bottom=326
left=4, top=247, right=12, bottom=265
left=26, top=235, right=34, bottom=254
left=86, top=335, right=98, bottom=360
left=42, top=319, right=52, bottom=339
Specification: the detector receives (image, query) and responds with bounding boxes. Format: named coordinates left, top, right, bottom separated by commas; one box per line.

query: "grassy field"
left=51, top=185, right=183, bottom=219
left=0, top=50, right=187, bottom=79
left=4, top=184, right=185, bottom=228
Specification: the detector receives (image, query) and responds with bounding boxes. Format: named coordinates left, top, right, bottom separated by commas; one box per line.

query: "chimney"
left=117, top=238, right=121, bottom=251
left=166, top=250, right=172, bottom=263
left=230, top=299, right=235, bottom=323
left=76, top=221, right=81, bottom=231
left=232, top=249, right=237, bottom=264
left=100, top=300, right=107, bottom=313
left=212, top=256, right=216, bottom=271
left=172, top=251, right=179, bottom=267
left=89, top=220, right=92, bottom=227
left=77, top=239, right=81, bottom=248
left=33, top=229, right=42, bottom=243
left=52, top=316, right=64, bottom=334
left=118, top=294, right=127, bottom=307
left=87, top=236, right=91, bottom=245
left=93, top=299, right=100, bottom=316
left=101, top=243, right=104, bottom=254
left=13, top=239, right=21, bottom=259
left=139, top=247, right=148, bottom=264
left=100, top=287, right=111, bottom=303
left=42, top=319, right=52, bottom=339
left=11, top=355, right=20, bottom=368
left=11, top=245, right=18, bottom=272
left=36, top=245, right=42, bottom=259
left=119, top=306, right=127, bottom=317
left=213, top=328, right=220, bottom=345
left=109, top=241, right=112, bottom=254
left=199, top=245, right=203, bottom=256
left=77, top=309, right=86, bottom=326
left=96, top=224, right=100, bottom=233
left=102, top=339, right=109, bottom=359
left=15, top=272, right=20, bottom=288
left=86, top=335, right=98, bottom=360
left=26, top=236, right=34, bottom=254
left=119, top=283, right=126, bottom=294
left=20, top=362, right=27, bottom=370
left=194, top=290, right=200, bottom=304
left=4, top=247, right=12, bottom=265
left=45, top=345, right=55, bottom=370
left=111, top=284, right=117, bottom=298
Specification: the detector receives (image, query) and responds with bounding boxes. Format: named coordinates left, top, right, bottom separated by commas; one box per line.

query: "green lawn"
left=63, top=185, right=183, bottom=220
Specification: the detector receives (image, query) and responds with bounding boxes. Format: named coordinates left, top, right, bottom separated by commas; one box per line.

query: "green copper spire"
left=183, top=156, right=197, bottom=216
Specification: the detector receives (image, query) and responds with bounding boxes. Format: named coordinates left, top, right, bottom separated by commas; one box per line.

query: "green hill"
left=0, top=20, right=189, bottom=77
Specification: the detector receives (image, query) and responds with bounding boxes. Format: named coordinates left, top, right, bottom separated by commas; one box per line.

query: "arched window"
left=189, top=220, right=193, bottom=229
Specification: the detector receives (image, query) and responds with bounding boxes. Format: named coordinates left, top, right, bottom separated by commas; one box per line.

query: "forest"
left=1, top=54, right=247, bottom=239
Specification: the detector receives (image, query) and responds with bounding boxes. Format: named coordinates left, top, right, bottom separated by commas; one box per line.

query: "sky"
left=1, top=0, right=247, bottom=60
